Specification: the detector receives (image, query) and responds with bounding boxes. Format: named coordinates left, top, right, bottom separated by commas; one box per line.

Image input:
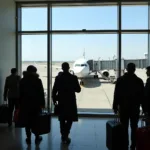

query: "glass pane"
left=52, top=34, right=117, bottom=113
left=122, top=34, right=148, bottom=83
left=22, top=7, right=47, bottom=31
left=122, top=5, right=148, bottom=29
left=52, top=6, right=117, bottom=30
left=22, top=35, right=48, bottom=106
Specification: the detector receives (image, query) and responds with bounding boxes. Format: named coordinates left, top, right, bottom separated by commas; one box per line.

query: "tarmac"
left=22, top=62, right=147, bottom=113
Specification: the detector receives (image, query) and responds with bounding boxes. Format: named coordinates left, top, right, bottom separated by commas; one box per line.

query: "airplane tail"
left=83, top=49, right=85, bottom=58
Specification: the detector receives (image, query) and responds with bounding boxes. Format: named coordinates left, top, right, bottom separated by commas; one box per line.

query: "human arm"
left=52, top=77, right=59, bottom=105
left=113, top=78, right=121, bottom=114
left=3, top=77, right=8, bottom=101
left=38, top=79, right=45, bottom=108
left=74, top=76, right=81, bottom=93
left=143, top=79, right=150, bottom=114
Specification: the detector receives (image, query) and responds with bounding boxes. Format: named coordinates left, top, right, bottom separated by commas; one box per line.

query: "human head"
left=23, top=71, right=27, bottom=77
left=27, top=65, right=37, bottom=73
left=126, top=63, right=136, bottom=74
left=146, top=66, right=150, bottom=77
left=62, top=62, right=70, bottom=72
left=11, top=68, right=17, bottom=75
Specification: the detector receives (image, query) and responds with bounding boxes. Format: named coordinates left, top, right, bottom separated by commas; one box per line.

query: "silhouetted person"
left=3, top=68, right=20, bottom=127
left=113, top=63, right=145, bottom=150
left=22, top=71, right=27, bottom=77
left=52, top=62, right=81, bottom=144
left=144, top=66, right=150, bottom=118
left=19, top=65, right=45, bottom=145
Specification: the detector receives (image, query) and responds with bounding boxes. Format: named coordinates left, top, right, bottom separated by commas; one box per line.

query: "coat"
left=18, top=72, right=45, bottom=126
left=52, top=72, right=81, bottom=121
left=144, top=77, right=150, bottom=115
left=4, top=75, right=21, bottom=99
left=113, top=73, right=145, bottom=113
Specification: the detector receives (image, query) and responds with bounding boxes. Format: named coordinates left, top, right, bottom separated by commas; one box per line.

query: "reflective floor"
left=0, top=117, right=133, bottom=150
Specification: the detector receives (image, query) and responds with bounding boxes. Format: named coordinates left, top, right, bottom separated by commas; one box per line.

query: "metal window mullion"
left=50, top=6, right=53, bottom=113
left=117, top=2, right=121, bottom=78
left=148, top=2, right=150, bottom=66
left=47, top=3, right=52, bottom=112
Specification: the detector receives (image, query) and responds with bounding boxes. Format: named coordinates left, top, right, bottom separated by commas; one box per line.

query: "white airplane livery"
left=53, top=52, right=113, bottom=85
left=72, top=58, right=90, bottom=78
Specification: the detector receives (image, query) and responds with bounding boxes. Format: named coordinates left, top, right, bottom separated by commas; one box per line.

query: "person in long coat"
left=113, top=63, right=145, bottom=150
left=52, top=62, right=81, bottom=144
left=19, top=65, right=45, bottom=145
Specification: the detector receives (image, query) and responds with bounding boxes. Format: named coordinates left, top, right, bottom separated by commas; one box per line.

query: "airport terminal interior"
left=0, top=0, right=150, bottom=149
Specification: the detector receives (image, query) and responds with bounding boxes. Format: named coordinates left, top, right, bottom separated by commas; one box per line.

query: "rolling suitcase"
left=0, top=103, right=9, bottom=123
left=106, top=117, right=124, bottom=150
left=136, top=118, right=150, bottom=150
left=32, top=110, right=51, bottom=135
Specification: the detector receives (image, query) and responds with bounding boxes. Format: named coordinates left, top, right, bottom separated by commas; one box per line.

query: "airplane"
left=53, top=57, right=114, bottom=85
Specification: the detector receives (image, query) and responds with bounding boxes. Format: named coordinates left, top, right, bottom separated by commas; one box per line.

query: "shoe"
left=130, top=145, right=135, bottom=150
left=66, top=137, right=71, bottom=145
left=26, top=138, right=31, bottom=145
left=35, top=136, right=42, bottom=144
left=62, top=137, right=71, bottom=145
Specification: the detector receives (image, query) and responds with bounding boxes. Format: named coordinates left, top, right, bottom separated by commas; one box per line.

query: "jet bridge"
left=87, top=59, right=116, bottom=83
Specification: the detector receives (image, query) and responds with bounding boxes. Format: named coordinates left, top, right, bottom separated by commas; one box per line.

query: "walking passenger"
left=52, top=62, right=81, bottom=144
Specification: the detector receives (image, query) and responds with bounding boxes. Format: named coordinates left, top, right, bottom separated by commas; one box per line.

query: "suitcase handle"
left=3, top=101, right=8, bottom=105
left=41, top=108, right=48, bottom=114
left=141, top=117, right=150, bottom=127
left=114, top=113, right=120, bottom=123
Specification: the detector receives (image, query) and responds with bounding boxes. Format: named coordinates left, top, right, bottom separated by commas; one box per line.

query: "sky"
left=22, top=5, right=148, bottom=61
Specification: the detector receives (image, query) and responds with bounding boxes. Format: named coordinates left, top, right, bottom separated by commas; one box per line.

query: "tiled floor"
left=0, top=117, right=134, bottom=150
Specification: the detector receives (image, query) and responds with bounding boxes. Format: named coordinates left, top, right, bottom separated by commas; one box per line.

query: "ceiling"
left=15, top=0, right=149, bottom=7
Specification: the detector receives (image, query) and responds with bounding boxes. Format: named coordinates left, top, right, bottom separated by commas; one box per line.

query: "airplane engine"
left=101, top=70, right=109, bottom=78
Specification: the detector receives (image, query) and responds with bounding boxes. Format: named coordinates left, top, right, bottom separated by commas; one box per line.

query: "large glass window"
left=52, top=6, right=117, bottom=30
left=122, top=34, right=148, bottom=83
left=52, top=34, right=117, bottom=113
left=22, top=35, right=48, bottom=106
left=18, top=3, right=150, bottom=114
left=122, top=5, right=148, bottom=29
left=22, top=7, right=47, bottom=31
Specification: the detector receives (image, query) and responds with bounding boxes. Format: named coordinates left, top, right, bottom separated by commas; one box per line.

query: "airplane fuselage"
left=72, top=58, right=90, bottom=78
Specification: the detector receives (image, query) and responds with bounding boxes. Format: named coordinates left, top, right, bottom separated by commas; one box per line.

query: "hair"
left=146, top=66, right=150, bottom=71
left=23, top=71, right=27, bottom=77
left=62, top=62, right=70, bottom=72
left=27, top=65, right=37, bottom=73
left=127, top=63, right=136, bottom=74
left=11, top=68, right=17, bottom=74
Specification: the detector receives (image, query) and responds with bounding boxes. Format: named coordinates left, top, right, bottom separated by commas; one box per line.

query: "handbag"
left=32, top=109, right=51, bottom=135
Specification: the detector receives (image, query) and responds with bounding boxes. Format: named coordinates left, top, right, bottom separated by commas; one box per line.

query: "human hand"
left=4, top=97, right=7, bottom=101
left=113, top=109, right=118, bottom=114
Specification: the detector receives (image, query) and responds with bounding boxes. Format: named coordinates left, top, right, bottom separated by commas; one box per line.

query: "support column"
left=0, top=0, right=16, bottom=104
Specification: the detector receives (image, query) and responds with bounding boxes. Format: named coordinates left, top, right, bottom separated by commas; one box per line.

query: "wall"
left=0, top=0, right=16, bottom=104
